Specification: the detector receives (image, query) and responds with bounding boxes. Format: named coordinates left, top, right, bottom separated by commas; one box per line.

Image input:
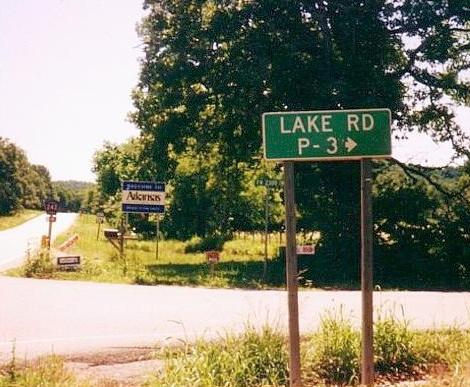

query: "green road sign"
left=262, top=108, right=391, bottom=161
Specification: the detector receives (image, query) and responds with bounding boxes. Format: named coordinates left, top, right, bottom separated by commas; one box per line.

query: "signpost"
left=205, top=250, right=220, bottom=275
left=122, top=181, right=166, bottom=259
left=263, top=108, right=391, bottom=387
left=44, top=199, right=59, bottom=250
left=96, top=212, right=104, bottom=241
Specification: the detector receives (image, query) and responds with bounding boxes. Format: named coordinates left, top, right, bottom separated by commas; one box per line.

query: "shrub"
left=184, top=233, right=228, bottom=253
left=23, top=249, right=55, bottom=278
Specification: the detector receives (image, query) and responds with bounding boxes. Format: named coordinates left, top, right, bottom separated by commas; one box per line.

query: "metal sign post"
left=47, top=217, right=53, bottom=250
left=264, top=190, right=269, bottom=277
left=256, top=179, right=282, bottom=280
left=361, top=159, right=374, bottom=387
left=283, top=162, right=301, bottom=387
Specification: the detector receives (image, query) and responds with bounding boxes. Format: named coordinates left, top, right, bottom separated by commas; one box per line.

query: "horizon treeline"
left=0, top=137, right=94, bottom=215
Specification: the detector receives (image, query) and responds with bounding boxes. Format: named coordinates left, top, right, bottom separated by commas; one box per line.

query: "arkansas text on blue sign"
left=122, top=181, right=165, bottom=214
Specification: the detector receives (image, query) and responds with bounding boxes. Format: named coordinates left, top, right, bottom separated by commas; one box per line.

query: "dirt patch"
left=64, top=347, right=163, bottom=386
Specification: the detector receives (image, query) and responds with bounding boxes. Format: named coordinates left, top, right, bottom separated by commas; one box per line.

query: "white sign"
left=122, top=181, right=165, bottom=214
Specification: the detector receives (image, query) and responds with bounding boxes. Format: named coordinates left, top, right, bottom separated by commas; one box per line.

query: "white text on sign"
left=280, top=113, right=375, bottom=134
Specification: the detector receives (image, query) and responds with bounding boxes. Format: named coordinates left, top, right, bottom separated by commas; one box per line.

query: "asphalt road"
left=0, top=212, right=78, bottom=271
left=0, top=276, right=469, bottom=362
left=0, top=213, right=469, bottom=362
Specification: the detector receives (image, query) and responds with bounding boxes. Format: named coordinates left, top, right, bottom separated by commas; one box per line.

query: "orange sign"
left=205, top=250, right=220, bottom=263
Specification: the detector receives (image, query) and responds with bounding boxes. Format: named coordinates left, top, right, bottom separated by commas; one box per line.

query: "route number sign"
left=262, top=108, right=391, bottom=161
left=44, top=199, right=59, bottom=215
left=122, top=181, right=165, bottom=214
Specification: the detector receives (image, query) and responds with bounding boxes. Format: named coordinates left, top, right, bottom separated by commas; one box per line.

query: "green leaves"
left=0, top=138, right=53, bottom=215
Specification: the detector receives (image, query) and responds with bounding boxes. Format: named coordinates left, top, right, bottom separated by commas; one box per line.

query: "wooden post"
left=119, top=217, right=125, bottom=259
left=47, top=217, right=53, bottom=250
left=284, top=161, right=301, bottom=387
left=361, top=159, right=374, bottom=387
left=96, top=221, right=101, bottom=241
left=156, top=215, right=160, bottom=260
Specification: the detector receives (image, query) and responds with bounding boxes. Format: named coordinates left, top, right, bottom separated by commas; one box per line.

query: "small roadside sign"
left=44, top=199, right=59, bottom=215
left=122, top=181, right=165, bottom=214
left=296, top=245, right=315, bottom=255
left=96, top=212, right=105, bottom=223
left=48, top=215, right=57, bottom=223
left=56, top=255, right=81, bottom=270
left=256, top=178, right=282, bottom=188
left=205, top=250, right=220, bottom=263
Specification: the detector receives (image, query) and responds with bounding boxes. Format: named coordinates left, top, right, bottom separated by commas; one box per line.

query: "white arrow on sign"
left=345, top=137, right=357, bottom=153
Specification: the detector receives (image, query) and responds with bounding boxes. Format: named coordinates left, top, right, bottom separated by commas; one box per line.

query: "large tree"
left=132, top=0, right=469, bottom=168
left=128, top=1, right=469, bottom=270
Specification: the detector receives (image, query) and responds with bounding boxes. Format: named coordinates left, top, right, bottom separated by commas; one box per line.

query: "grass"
left=0, top=209, right=41, bottom=231
left=10, top=214, right=286, bottom=288
left=149, top=313, right=470, bottom=386
left=1, top=314, right=469, bottom=386
left=148, top=326, right=288, bottom=387
left=0, top=355, right=82, bottom=387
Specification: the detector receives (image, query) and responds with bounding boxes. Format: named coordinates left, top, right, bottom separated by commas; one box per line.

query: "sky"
left=1, top=1, right=469, bottom=182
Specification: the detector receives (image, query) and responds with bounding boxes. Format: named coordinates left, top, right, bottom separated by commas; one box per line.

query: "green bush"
left=23, top=250, right=55, bottom=278
left=184, top=234, right=228, bottom=253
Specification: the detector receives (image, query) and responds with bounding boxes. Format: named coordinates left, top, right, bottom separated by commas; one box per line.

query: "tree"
left=0, top=138, right=24, bottom=215
left=0, top=138, right=53, bottom=215
left=127, top=1, right=469, bottom=278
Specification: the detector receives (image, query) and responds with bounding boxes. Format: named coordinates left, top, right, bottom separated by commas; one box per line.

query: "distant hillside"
left=53, top=180, right=95, bottom=191
left=52, top=181, right=96, bottom=212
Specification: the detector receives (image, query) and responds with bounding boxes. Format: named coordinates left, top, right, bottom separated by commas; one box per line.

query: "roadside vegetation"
left=1, top=313, right=469, bottom=386
left=10, top=214, right=288, bottom=288
left=0, top=209, right=41, bottom=231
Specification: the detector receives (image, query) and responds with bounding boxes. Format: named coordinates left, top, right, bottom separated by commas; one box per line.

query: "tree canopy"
left=131, top=0, right=469, bottom=172
left=0, top=138, right=53, bottom=215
